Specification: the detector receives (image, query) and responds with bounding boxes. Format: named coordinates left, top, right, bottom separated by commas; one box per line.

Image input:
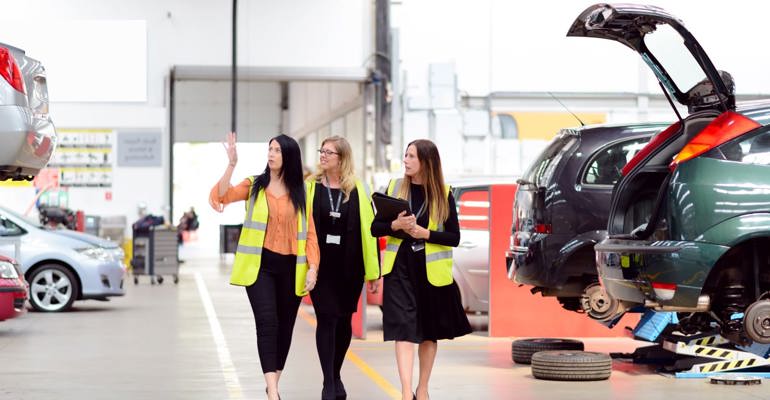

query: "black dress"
left=371, top=183, right=471, bottom=343
left=310, top=184, right=366, bottom=316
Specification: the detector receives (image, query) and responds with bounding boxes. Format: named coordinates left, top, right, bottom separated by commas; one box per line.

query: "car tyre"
left=512, top=338, right=584, bottom=364
left=531, top=351, right=612, bottom=381
left=28, top=263, right=79, bottom=312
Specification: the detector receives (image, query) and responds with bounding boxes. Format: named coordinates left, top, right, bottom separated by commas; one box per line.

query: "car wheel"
left=531, top=351, right=612, bottom=381
left=512, top=338, right=584, bottom=364
left=28, top=264, right=79, bottom=312
left=744, top=299, right=770, bottom=344
left=580, top=283, right=620, bottom=321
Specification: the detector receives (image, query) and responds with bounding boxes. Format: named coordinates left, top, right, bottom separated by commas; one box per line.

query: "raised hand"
left=223, top=131, right=238, bottom=167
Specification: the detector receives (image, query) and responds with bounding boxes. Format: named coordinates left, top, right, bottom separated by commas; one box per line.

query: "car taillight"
left=621, top=121, right=682, bottom=176
left=669, top=111, right=760, bottom=171
left=0, top=47, right=25, bottom=94
left=534, top=223, right=552, bottom=234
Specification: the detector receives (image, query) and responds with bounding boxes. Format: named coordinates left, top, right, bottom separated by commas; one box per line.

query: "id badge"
left=329, top=211, right=341, bottom=218
left=410, top=240, right=425, bottom=252
left=326, top=234, right=341, bottom=245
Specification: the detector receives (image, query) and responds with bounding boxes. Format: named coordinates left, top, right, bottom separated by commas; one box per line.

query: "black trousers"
left=315, top=312, right=353, bottom=396
left=245, top=248, right=301, bottom=374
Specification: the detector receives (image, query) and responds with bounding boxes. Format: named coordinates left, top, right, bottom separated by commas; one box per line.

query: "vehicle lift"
left=615, top=310, right=770, bottom=379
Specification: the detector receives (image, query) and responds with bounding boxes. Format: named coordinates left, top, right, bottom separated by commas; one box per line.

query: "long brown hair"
left=397, top=139, right=449, bottom=223
left=309, top=135, right=356, bottom=201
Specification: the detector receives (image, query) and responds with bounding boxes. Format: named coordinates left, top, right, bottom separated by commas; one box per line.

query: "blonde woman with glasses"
left=306, top=136, right=380, bottom=400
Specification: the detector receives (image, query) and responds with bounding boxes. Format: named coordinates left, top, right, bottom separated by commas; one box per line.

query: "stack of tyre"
left=512, top=338, right=612, bottom=381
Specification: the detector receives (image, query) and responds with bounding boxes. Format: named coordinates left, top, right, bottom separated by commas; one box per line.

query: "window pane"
left=584, top=138, right=648, bottom=185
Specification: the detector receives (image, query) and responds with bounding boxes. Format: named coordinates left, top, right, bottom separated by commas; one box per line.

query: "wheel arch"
left=553, top=230, right=607, bottom=286
left=26, top=259, right=83, bottom=300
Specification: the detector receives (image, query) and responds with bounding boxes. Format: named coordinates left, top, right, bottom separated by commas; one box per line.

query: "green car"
left=571, top=4, right=770, bottom=346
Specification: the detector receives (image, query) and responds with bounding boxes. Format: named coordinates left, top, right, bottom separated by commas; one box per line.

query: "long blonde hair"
left=310, top=136, right=356, bottom=201
left=396, top=139, right=449, bottom=223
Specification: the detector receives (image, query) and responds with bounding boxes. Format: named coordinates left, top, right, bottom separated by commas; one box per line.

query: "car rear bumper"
left=595, top=238, right=728, bottom=309
left=509, top=233, right=570, bottom=288
left=0, top=105, right=56, bottom=177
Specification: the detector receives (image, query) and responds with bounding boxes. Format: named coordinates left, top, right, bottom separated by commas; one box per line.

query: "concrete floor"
left=1, top=256, right=769, bottom=400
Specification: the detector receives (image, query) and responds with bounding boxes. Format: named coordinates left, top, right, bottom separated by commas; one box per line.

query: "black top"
left=371, top=183, right=460, bottom=247
left=310, top=182, right=367, bottom=315
left=371, top=182, right=470, bottom=343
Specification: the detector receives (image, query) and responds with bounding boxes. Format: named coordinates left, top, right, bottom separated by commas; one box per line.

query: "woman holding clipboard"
left=306, top=136, right=380, bottom=400
left=371, top=139, right=471, bottom=400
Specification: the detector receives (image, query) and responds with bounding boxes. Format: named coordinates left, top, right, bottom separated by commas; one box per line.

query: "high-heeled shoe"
left=334, top=378, right=347, bottom=400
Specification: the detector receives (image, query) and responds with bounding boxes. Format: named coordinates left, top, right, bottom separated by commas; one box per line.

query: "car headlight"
left=77, top=247, right=112, bottom=261
left=0, top=261, right=19, bottom=279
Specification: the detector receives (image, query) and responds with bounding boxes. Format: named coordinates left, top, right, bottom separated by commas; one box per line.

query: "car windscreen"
left=522, top=134, right=577, bottom=187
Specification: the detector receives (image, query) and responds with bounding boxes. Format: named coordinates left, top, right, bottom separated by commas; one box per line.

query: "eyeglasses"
left=318, top=149, right=339, bottom=156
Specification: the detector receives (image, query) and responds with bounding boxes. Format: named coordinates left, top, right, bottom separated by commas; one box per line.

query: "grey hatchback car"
left=0, top=43, right=56, bottom=181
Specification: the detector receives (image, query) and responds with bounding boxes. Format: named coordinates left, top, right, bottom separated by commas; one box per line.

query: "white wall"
left=394, top=0, right=770, bottom=96
left=0, top=0, right=373, bottom=234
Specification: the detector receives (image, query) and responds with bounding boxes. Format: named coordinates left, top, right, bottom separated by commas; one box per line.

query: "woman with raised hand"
left=209, top=132, right=320, bottom=400
left=306, top=136, right=380, bottom=400
left=371, top=139, right=471, bottom=400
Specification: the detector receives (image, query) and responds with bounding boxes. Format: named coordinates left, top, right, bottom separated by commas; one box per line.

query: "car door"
left=453, top=185, right=490, bottom=312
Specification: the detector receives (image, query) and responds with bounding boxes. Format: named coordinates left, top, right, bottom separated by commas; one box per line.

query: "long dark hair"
left=396, top=139, right=448, bottom=223
left=250, top=134, right=306, bottom=213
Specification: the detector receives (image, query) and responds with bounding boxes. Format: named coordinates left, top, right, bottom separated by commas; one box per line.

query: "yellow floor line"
left=298, top=308, right=402, bottom=399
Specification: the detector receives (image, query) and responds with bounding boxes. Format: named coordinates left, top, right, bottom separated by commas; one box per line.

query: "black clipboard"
left=372, top=192, right=411, bottom=222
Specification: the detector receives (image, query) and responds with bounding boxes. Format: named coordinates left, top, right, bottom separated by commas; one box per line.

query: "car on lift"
left=0, top=255, right=27, bottom=321
left=507, top=121, right=667, bottom=320
left=0, top=43, right=57, bottom=181
left=570, top=3, right=770, bottom=346
left=0, top=206, right=125, bottom=312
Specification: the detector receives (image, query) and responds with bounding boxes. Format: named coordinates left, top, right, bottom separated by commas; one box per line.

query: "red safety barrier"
left=488, top=184, right=638, bottom=337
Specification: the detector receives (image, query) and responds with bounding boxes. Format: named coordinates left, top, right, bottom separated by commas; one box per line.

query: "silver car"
left=451, top=178, right=516, bottom=313
left=0, top=43, right=56, bottom=181
left=0, top=206, right=125, bottom=312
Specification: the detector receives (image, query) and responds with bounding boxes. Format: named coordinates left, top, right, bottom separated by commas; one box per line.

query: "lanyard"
left=407, top=188, right=427, bottom=219
left=324, top=175, right=343, bottom=220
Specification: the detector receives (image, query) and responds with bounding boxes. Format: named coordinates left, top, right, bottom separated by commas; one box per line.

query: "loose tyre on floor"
left=531, top=351, right=612, bottom=381
left=512, top=338, right=584, bottom=364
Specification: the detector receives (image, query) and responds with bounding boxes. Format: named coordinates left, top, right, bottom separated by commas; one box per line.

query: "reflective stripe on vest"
left=381, top=178, right=454, bottom=287
left=306, top=179, right=381, bottom=281
left=230, top=177, right=311, bottom=297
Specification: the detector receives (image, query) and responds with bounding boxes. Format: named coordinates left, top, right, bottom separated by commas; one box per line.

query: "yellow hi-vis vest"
left=381, top=179, right=454, bottom=287
left=230, top=176, right=312, bottom=296
left=306, top=179, right=381, bottom=281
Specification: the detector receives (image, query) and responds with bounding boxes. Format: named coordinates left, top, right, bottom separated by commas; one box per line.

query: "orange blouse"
left=209, top=178, right=320, bottom=266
